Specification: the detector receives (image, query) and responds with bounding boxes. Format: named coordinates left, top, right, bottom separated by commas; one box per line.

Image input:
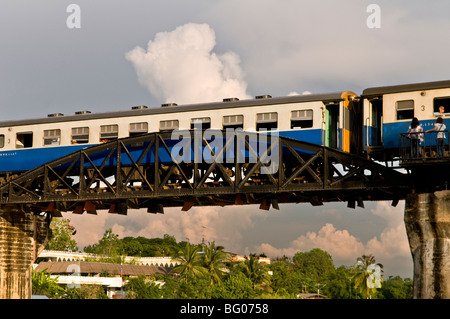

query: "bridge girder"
left=0, top=130, right=410, bottom=215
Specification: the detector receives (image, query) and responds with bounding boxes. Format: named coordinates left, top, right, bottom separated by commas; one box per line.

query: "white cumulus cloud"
left=256, top=223, right=365, bottom=265
left=126, top=23, right=251, bottom=105
left=253, top=201, right=412, bottom=276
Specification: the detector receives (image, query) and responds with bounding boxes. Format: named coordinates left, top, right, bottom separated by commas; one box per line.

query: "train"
left=0, top=79, right=449, bottom=176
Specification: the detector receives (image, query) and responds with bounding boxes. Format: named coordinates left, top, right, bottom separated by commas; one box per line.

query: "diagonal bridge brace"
left=0, top=131, right=411, bottom=212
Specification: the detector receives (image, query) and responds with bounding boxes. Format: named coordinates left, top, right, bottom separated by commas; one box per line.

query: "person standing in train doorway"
left=426, top=117, right=447, bottom=157
left=407, top=117, right=423, bottom=158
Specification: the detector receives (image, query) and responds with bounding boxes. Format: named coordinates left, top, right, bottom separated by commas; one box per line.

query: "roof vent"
left=161, top=103, right=177, bottom=107
left=132, top=105, right=148, bottom=110
left=223, top=97, right=239, bottom=102
left=75, top=110, right=91, bottom=115
left=255, top=95, right=272, bottom=99
left=47, top=113, right=64, bottom=117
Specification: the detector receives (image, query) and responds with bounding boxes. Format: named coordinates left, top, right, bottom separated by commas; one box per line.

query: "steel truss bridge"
left=0, top=130, right=415, bottom=216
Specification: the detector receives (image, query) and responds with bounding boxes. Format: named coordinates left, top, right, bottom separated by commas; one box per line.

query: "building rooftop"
left=35, top=261, right=171, bottom=277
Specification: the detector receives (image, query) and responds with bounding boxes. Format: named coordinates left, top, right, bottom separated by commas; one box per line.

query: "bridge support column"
left=0, top=208, right=51, bottom=299
left=404, top=191, right=450, bottom=299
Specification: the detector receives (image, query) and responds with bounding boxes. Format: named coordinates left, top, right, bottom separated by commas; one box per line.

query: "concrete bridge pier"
left=404, top=190, right=450, bottom=299
left=0, top=208, right=52, bottom=299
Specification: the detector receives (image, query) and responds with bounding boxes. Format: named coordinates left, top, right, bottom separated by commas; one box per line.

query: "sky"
left=2, top=0, right=450, bottom=278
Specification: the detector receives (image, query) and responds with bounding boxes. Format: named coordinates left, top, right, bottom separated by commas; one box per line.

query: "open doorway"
left=325, top=104, right=339, bottom=149
left=370, top=99, right=383, bottom=147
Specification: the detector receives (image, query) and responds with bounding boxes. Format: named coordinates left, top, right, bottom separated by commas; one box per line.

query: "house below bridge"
left=34, top=260, right=171, bottom=299
left=36, top=249, right=180, bottom=267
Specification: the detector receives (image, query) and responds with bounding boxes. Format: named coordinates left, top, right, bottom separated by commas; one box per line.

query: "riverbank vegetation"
left=35, top=220, right=413, bottom=299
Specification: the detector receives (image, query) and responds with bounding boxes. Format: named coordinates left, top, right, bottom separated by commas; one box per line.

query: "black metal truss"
left=0, top=130, right=411, bottom=215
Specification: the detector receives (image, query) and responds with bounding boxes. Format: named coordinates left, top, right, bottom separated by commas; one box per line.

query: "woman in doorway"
left=426, top=117, right=447, bottom=157
left=407, top=117, right=423, bottom=158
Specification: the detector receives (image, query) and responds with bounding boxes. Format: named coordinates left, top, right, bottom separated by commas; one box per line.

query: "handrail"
left=399, top=130, right=449, bottom=162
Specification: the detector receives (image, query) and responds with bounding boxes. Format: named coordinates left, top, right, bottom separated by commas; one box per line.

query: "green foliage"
left=124, top=275, right=162, bottom=299
left=202, top=241, right=230, bottom=285
left=32, top=268, right=65, bottom=298
left=353, top=254, right=384, bottom=299
left=45, top=228, right=415, bottom=299
left=325, top=266, right=359, bottom=299
left=83, top=228, right=122, bottom=261
left=84, top=232, right=183, bottom=259
left=64, top=285, right=109, bottom=299
left=171, top=242, right=207, bottom=283
left=375, top=276, right=413, bottom=299
left=160, top=272, right=257, bottom=299
left=293, top=248, right=335, bottom=283
left=234, top=254, right=270, bottom=289
left=45, top=218, right=78, bottom=252
left=215, top=272, right=257, bottom=299
left=269, top=259, right=301, bottom=294
left=121, top=234, right=180, bottom=257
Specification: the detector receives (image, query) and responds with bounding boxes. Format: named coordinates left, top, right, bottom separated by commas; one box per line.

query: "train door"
left=369, top=99, right=383, bottom=147
left=325, top=104, right=340, bottom=149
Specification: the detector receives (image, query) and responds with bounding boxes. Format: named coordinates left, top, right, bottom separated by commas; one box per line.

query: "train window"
left=0, top=135, right=4, bottom=148
left=291, top=110, right=313, bottom=129
left=396, top=100, right=414, bottom=120
left=256, top=112, right=278, bottom=131
left=71, top=127, right=89, bottom=144
left=16, top=132, right=33, bottom=148
left=191, top=117, right=211, bottom=130
left=223, top=115, right=243, bottom=130
left=43, top=129, right=61, bottom=146
left=100, top=125, right=118, bottom=142
left=433, top=97, right=450, bottom=116
left=130, top=122, right=148, bottom=136
left=160, top=120, right=179, bottom=132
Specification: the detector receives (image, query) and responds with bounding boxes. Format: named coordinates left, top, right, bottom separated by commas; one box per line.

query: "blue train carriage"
left=361, top=80, right=450, bottom=161
left=0, top=91, right=360, bottom=178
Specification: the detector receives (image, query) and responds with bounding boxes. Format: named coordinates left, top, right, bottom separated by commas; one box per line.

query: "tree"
left=213, top=272, right=256, bottom=299
left=171, top=243, right=206, bottom=283
left=124, top=275, right=162, bottom=299
left=122, top=238, right=144, bottom=256
left=269, top=258, right=307, bottom=295
left=45, top=218, right=78, bottom=251
left=236, top=254, right=270, bottom=289
left=202, top=241, right=230, bottom=285
left=293, top=248, right=335, bottom=283
left=65, top=285, right=109, bottom=299
left=375, top=276, right=413, bottom=299
left=84, top=228, right=122, bottom=263
left=353, top=254, right=384, bottom=299
left=32, top=268, right=64, bottom=298
left=326, top=266, right=359, bottom=299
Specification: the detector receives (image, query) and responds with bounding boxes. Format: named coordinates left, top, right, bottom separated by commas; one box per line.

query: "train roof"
left=362, top=79, right=450, bottom=98
left=0, top=91, right=347, bottom=128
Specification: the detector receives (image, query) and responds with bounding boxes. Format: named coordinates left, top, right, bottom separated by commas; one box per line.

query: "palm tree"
left=353, top=254, right=384, bottom=299
left=32, top=268, right=64, bottom=298
left=171, top=243, right=206, bottom=283
left=203, top=241, right=230, bottom=285
left=237, top=254, right=270, bottom=289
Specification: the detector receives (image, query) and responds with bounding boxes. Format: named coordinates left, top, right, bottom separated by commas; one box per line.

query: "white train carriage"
left=362, top=80, right=450, bottom=160
left=0, top=91, right=359, bottom=174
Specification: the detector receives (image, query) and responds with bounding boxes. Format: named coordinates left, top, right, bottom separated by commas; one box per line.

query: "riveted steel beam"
left=0, top=130, right=411, bottom=213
